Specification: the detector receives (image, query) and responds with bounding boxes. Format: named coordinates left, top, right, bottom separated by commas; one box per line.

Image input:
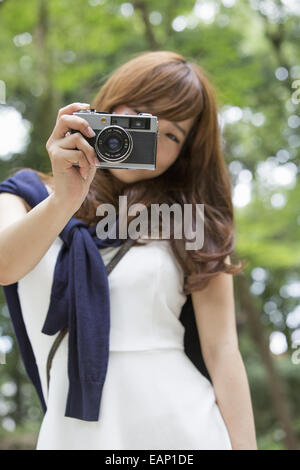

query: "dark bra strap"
left=105, top=236, right=137, bottom=274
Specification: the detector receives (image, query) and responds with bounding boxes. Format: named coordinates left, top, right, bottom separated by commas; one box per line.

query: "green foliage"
left=0, top=0, right=300, bottom=450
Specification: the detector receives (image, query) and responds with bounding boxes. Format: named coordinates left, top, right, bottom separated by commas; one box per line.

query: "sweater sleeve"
left=0, top=168, right=49, bottom=413
left=0, top=168, right=49, bottom=207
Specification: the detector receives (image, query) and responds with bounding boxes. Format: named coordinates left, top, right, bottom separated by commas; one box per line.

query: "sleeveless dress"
left=17, top=234, right=232, bottom=450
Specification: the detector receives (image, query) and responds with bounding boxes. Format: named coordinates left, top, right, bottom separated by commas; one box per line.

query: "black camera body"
left=72, top=109, right=158, bottom=170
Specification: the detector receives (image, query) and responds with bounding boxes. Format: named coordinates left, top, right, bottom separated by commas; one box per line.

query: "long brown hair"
left=23, top=50, right=247, bottom=294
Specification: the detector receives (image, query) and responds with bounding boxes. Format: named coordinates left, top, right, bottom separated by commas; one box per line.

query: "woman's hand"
left=45, top=102, right=98, bottom=212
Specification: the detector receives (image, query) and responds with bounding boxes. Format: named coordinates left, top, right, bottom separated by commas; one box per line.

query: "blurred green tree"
left=0, top=0, right=300, bottom=450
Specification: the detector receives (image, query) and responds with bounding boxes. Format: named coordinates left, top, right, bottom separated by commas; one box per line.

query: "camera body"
left=71, top=109, right=158, bottom=170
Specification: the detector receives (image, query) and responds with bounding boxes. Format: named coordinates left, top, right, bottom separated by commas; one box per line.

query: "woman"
left=0, top=50, right=257, bottom=449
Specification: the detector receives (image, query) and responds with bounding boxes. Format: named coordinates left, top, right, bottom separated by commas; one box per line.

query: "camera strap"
left=46, top=236, right=137, bottom=393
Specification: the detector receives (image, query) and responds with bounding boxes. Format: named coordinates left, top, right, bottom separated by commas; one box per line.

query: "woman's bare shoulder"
left=0, top=172, right=55, bottom=215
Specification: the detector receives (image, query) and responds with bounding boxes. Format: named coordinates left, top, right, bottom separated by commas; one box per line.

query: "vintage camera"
left=71, top=109, right=158, bottom=170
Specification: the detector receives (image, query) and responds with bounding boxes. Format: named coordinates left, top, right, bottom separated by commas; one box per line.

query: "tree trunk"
left=132, top=1, right=160, bottom=50
left=236, top=273, right=298, bottom=450
left=25, top=0, right=59, bottom=172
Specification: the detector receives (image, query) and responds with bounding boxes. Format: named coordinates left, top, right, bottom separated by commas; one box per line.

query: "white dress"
left=17, top=233, right=232, bottom=450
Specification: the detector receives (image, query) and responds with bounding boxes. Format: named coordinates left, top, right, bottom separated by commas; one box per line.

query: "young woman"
left=0, top=50, right=257, bottom=450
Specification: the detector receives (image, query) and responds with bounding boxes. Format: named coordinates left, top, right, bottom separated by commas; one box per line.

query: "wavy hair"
left=23, top=50, right=247, bottom=293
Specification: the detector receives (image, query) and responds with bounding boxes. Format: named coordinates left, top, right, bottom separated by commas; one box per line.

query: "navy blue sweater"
left=0, top=169, right=210, bottom=422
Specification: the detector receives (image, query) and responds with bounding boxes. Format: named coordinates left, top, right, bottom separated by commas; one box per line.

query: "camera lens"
left=95, top=125, right=133, bottom=163
left=105, top=135, right=123, bottom=153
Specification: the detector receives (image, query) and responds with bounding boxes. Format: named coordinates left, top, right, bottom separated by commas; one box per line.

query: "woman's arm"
left=191, top=259, right=257, bottom=450
left=0, top=190, right=76, bottom=285
left=0, top=102, right=99, bottom=286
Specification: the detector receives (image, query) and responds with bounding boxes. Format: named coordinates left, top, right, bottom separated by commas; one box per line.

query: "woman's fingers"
left=50, top=147, right=95, bottom=180
left=58, top=132, right=97, bottom=167
left=52, top=113, right=96, bottom=141
left=56, top=102, right=90, bottom=123
left=44, top=103, right=99, bottom=209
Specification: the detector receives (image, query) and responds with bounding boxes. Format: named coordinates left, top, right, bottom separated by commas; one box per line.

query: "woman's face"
left=106, top=104, right=195, bottom=184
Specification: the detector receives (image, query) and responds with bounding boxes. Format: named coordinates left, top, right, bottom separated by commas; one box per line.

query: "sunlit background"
left=0, top=0, right=300, bottom=450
